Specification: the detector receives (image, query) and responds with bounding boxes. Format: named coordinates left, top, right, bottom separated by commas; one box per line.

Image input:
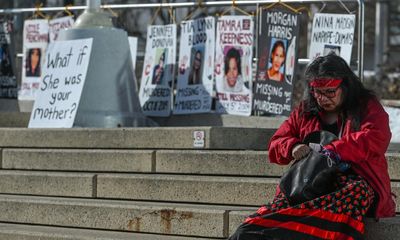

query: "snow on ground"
left=384, top=106, right=400, bottom=143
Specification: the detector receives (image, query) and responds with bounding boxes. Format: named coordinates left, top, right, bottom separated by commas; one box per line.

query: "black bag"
left=279, top=131, right=339, bottom=206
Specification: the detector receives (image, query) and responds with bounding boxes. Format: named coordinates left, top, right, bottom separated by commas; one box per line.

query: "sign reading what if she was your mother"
left=28, top=38, right=93, bottom=128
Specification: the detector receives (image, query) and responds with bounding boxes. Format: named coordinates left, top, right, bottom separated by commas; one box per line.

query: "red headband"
left=309, top=78, right=342, bottom=88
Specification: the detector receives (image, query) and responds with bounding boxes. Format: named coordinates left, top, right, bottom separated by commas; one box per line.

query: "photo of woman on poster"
left=0, top=45, right=13, bottom=76
left=152, top=49, right=166, bottom=85
left=267, top=39, right=286, bottom=82
left=188, top=49, right=203, bottom=85
left=25, top=48, right=41, bottom=77
left=223, top=47, right=247, bottom=93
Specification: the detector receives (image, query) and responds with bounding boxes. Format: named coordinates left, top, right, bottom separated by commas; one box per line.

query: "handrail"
left=0, top=0, right=364, bottom=80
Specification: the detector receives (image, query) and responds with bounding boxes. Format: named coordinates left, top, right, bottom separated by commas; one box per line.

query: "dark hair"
left=270, top=40, right=286, bottom=63
left=303, top=53, right=375, bottom=130
left=224, top=47, right=241, bottom=75
left=26, top=48, right=41, bottom=77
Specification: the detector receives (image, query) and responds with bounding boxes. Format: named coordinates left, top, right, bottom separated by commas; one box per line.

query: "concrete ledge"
left=0, top=170, right=95, bottom=197
left=0, top=195, right=228, bottom=238
left=97, top=174, right=278, bottom=206
left=3, top=148, right=398, bottom=180
left=0, top=112, right=30, bottom=128
left=2, top=149, right=154, bottom=172
left=228, top=211, right=400, bottom=240
left=0, top=127, right=276, bottom=150
left=150, top=114, right=286, bottom=128
left=0, top=223, right=218, bottom=240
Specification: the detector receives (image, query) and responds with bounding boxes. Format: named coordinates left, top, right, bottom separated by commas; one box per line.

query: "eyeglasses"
left=310, top=87, right=340, bottom=99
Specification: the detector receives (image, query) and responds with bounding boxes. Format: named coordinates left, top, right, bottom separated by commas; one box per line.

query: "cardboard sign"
left=254, top=10, right=300, bottom=116
left=215, top=16, right=254, bottom=116
left=309, top=13, right=355, bottom=64
left=28, top=38, right=93, bottom=128
left=174, top=17, right=215, bottom=115
left=139, top=24, right=177, bottom=117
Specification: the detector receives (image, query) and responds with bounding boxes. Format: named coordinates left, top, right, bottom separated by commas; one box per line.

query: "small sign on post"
left=193, top=130, right=205, bottom=148
left=28, top=38, right=93, bottom=128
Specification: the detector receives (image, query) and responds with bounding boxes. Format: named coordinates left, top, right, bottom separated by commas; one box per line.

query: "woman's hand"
left=291, top=144, right=311, bottom=160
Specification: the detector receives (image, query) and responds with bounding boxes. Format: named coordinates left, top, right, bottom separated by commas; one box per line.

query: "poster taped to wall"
left=309, top=13, right=355, bottom=64
left=19, top=19, right=49, bottom=101
left=139, top=24, right=176, bottom=117
left=254, top=9, right=300, bottom=117
left=174, top=17, right=215, bottom=115
left=215, top=15, right=254, bottom=116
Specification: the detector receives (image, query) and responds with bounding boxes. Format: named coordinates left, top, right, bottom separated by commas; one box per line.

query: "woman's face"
left=226, top=57, right=239, bottom=87
left=312, top=86, right=343, bottom=112
left=194, top=52, right=201, bottom=70
left=271, top=46, right=285, bottom=71
left=31, top=49, right=40, bottom=67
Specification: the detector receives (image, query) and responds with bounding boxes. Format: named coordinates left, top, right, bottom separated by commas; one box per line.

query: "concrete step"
left=150, top=114, right=286, bottom=128
left=97, top=174, right=278, bottom=206
left=0, top=111, right=286, bottom=128
left=0, top=127, right=275, bottom=150
left=3, top=148, right=400, bottom=180
left=228, top=210, right=400, bottom=240
left=2, top=148, right=155, bottom=173
left=92, top=175, right=400, bottom=209
left=0, top=194, right=258, bottom=238
left=0, top=223, right=218, bottom=240
left=0, top=112, right=29, bottom=128
left=0, top=170, right=398, bottom=209
left=0, top=170, right=95, bottom=197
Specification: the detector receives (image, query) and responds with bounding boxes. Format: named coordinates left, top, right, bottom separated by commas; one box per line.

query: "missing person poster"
left=0, top=20, right=17, bottom=98
left=309, top=13, right=355, bottom=64
left=139, top=24, right=176, bottom=116
left=173, top=17, right=215, bottom=115
left=19, top=19, right=49, bottom=101
left=28, top=38, right=93, bottom=128
left=254, top=10, right=300, bottom=116
left=49, top=16, right=75, bottom=42
left=215, top=16, right=254, bottom=116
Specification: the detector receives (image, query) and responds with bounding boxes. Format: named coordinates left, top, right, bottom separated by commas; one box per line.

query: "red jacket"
left=268, top=98, right=396, bottom=218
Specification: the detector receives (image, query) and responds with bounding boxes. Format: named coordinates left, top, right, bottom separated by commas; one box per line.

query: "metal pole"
left=1, top=0, right=365, bottom=68
left=0, top=0, right=360, bottom=14
left=357, top=0, right=365, bottom=81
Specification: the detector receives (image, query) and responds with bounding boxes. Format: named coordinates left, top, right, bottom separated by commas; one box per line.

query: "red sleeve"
left=324, top=99, right=391, bottom=163
left=267, top=104, right=303, bottom=165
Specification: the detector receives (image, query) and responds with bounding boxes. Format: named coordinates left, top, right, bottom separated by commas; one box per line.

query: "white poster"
left=49, top=16, right=75, bottom=42
left=28, top=38, right=93, bottom=128
left=139, top=24, right=176, bottom=117
left=309, top=13, right=355, bottom=64
left=215, top=16, right=253, bottom=116
left=173, top=17, right=215, bottom=115
left=128, top=36, right=138, bottom=70
left=19, top=19, right=49, bottom=101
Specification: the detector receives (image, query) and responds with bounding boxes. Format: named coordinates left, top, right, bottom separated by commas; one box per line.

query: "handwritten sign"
left=28, top=38, right=93, bottom=128
left=309, top=13, right=355, bottom=64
